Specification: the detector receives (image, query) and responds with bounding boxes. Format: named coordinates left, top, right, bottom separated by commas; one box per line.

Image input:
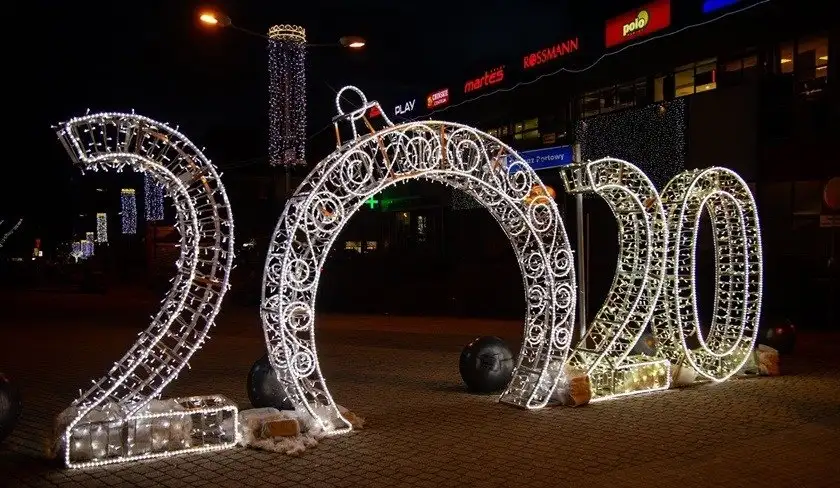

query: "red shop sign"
left=523, top=37, right=580, bottom=69
left=605, top=0, right=671, bottom=48
left=426, top=88, right=450, bottom=109
left=463, top=66, right=505, bottom=93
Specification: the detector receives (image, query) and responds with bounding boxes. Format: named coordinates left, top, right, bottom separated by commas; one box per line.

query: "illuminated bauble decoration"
left=0, top=372, right=22, bottom=443
left=524, top=184, right=557, bottom=205
left=758, top=317, right=796, bottom=354
left=246, top=354, right=293, bottom=410
left=459, top=336, right=515, bottom=393
left=824, top=177, right=840, bottom=211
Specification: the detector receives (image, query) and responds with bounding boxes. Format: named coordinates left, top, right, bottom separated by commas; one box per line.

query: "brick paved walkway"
left=2, top=293, right=839, bottom=487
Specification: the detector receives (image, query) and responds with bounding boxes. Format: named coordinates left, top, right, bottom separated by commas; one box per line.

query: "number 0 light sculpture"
left=261, top=86, right=577, bottom=434
left=55, top=113, right=237, bottom=468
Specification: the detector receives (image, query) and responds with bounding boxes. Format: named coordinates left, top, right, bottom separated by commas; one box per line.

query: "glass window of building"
left=779, top=41, right=794, bottom=74
left=344, top=241, right=362, bottom=253
left=695, top=59, right=717, bottom=93
left=675, top=64, right=695, bottom=97
left=634, top=78, right=647, bottom=105
left=514, top=118, right=540, bottom=140
left=797, top=36, right=828, bottom=80
left=488, top=128, right=499, bottom=137
left=654, top=76, right=665, bottom=102
left=582, top=91, right=601, bottom=118
left=365, top=241, right=377, bottom=252
left=616, top=82, right=635, bottom=109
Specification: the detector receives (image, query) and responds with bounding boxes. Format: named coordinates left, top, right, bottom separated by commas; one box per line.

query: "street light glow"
left=340, top=36, right=366, bottom=49
left=199, top=13, right=218, bottom=25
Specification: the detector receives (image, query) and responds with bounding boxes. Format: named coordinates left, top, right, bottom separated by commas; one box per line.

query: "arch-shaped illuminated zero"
left=261, top=103, right=576, bottom=434
left=656, top=167, right=762, bottom=381
left=559, top=158, right=670, bottom=400
left=55, top=112, right=237, bottom=468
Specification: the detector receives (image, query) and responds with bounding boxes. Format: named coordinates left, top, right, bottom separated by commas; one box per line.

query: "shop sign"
left=605, top=0, right=671, bottom=48
left=426, top=88, right=449, bottom=109
left=505, top=145, right=574, bottom=172
left=523, top=37, right=580, bottom=69
left=463, top=66, right=505, bottom=94
left=819, top=215, right=840, bottom=228
left=394, top=99, right=416, bottom=116
left=702, top=0, right=744, bottom=14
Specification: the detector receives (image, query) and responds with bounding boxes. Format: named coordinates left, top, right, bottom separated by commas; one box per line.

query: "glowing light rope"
left=268, top=24, right=307, bottom=166
left=261, top=86, right=576, bottom=434
left=0, top=218, right=23, bottom=248
left=145, top=172, right=165, bottom=221
left=120, top=189, right=137, bottom=235
left=560, top=159, right=670, bottom=400
left=54, top=112, right=237, bottom=468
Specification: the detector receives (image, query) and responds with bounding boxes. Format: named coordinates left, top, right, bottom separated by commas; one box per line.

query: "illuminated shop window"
left=580, top=79, right=646, bottom=119
left=514, top=118, right=539, bottom=140
left=797, top=36, right=828, bottom=80
left=344, top=241, right=362, bottom=253
left=365, top=241, right=377, bottom=252
left=397, top=212, right=410, bottom=226
left=582, top=91, right=601, bottom=118
left=654, top=76, right=665, bottom=102
left=722, top=54, right=758, bottom=84
left=676, top=58, right=717, bottom=97
left=488, top=128, right=499, bottom=137
left=779, top=41, right=794, bottom=74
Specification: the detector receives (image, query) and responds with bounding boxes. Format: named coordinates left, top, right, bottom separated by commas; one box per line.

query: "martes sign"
left=605, top=0, right=671, bottom=48
left=463, top=66, right=505, bottom=94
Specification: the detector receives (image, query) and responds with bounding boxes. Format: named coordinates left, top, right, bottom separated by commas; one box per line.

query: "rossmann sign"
left=605, top=0, right=671, bottom=48
left=523, top=37, right=580, bottom=69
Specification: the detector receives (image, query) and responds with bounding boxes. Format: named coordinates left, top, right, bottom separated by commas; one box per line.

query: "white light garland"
left=268, top=25, right=307, bottom=166
left=144, top=172, right=165, bottom=221
left=120, top=189, right=137, bottom=235
left=262, top=86, right=577, bottom=434
left=54, top=112, right=237, bottom=468
left=95, top=213, right=107, bottom=243
left=0, top=218, right=23, bottom=248
left=71, top=241, right=84, bottom=262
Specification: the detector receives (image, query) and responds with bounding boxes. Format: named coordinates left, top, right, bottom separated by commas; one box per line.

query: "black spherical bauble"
left=459, top=336, right=514, bottom=393
left=0, top=373, right=22, bottom=443
left=759, top=317, right=796, bottom=354
left=246, top=354, right=293, bottom=410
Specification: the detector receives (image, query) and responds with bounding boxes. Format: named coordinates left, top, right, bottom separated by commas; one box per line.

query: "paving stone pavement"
left=1, top=296, right=839, bottom=487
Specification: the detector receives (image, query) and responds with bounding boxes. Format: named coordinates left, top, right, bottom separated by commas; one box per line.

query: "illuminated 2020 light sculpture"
left=55, top=112, right=237, bottom=468
left=261, top=86, right=577, bottom=434
left=558, top=159, right=763, bottom=400
left=268, top=24, right=307, bottom=166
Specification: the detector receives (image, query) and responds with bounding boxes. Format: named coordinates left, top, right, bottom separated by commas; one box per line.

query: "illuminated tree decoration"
left=120, top=189, right=137, bottom=235
left=144, top=172, right=165, bottom=221
left=576, top=99, right=686, bottom=189
left=559, top=159, right=671, bottom=400
left=262, top=86, right=576, bottom=434
left=96, top=213, right=108, bottom=243
left=70, top=241, right=84, bottom=262
left=54, top=112, right=236, bottom=468
left=268, top=25, right=307, bottom=166
left=81, top=239, right=94, bottom=258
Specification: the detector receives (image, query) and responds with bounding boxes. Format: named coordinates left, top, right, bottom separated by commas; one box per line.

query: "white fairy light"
left=0, top=218, right=23, bottom=248
left=261, top=86, right=577, bottom=435
left=144, top=172, right=164, bottom=221
left=70, top=241, right=84, bottom=262
left=121, top=189, right=137, bottom=235
left=54, top=111, right=237, bottom=468
left=82, top=235, right=95, bottom=257
left=95, top=213, right=107, bottom=243
left=559, top=158, right=671, bottom=401
left=268, top=25, right=307, bottom=166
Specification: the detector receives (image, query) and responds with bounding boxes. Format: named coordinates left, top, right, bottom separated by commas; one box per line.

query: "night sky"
left=6, top=0, right=641, bottom=236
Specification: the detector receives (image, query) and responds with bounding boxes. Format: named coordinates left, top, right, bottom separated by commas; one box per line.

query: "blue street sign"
left=506, top=145, right=573, bottom=173
left=702, top=0, right=743, bottom=14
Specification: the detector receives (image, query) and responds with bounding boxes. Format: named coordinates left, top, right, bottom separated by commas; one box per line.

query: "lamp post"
left=198, top=9, right=365, bottom=199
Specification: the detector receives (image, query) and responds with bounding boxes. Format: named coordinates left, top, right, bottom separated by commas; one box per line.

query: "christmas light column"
left=268, top=24, right=307, bottom=195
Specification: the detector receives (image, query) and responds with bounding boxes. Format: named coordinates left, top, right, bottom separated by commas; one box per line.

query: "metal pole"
left=574, top=143, right=587, bottom=340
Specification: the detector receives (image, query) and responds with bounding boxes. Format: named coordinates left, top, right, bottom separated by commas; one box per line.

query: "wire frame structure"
left=654, top=167, right=763, bottom=381
left=559, top=159, right=671, bottom=400
left=0, top=218, right=23, bottom=248
left=261, top=86, right=577, bottom=434
left=54, top=112, right=237, bottom=468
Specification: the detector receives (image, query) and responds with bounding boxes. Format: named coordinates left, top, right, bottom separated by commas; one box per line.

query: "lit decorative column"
left=268, top=25, right=307, bottom=196
left=96, top=213, right=108, bottom=243
left=121, top=188, right=137, bottom=235
left=144, top=173, right=164, bottom=222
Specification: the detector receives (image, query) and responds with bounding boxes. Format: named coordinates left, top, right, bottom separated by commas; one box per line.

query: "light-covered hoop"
left=261, top=88, right=576, bottom=434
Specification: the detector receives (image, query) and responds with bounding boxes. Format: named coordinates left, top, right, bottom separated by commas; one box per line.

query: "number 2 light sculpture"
left=54, top=113, right=237, bottom=468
